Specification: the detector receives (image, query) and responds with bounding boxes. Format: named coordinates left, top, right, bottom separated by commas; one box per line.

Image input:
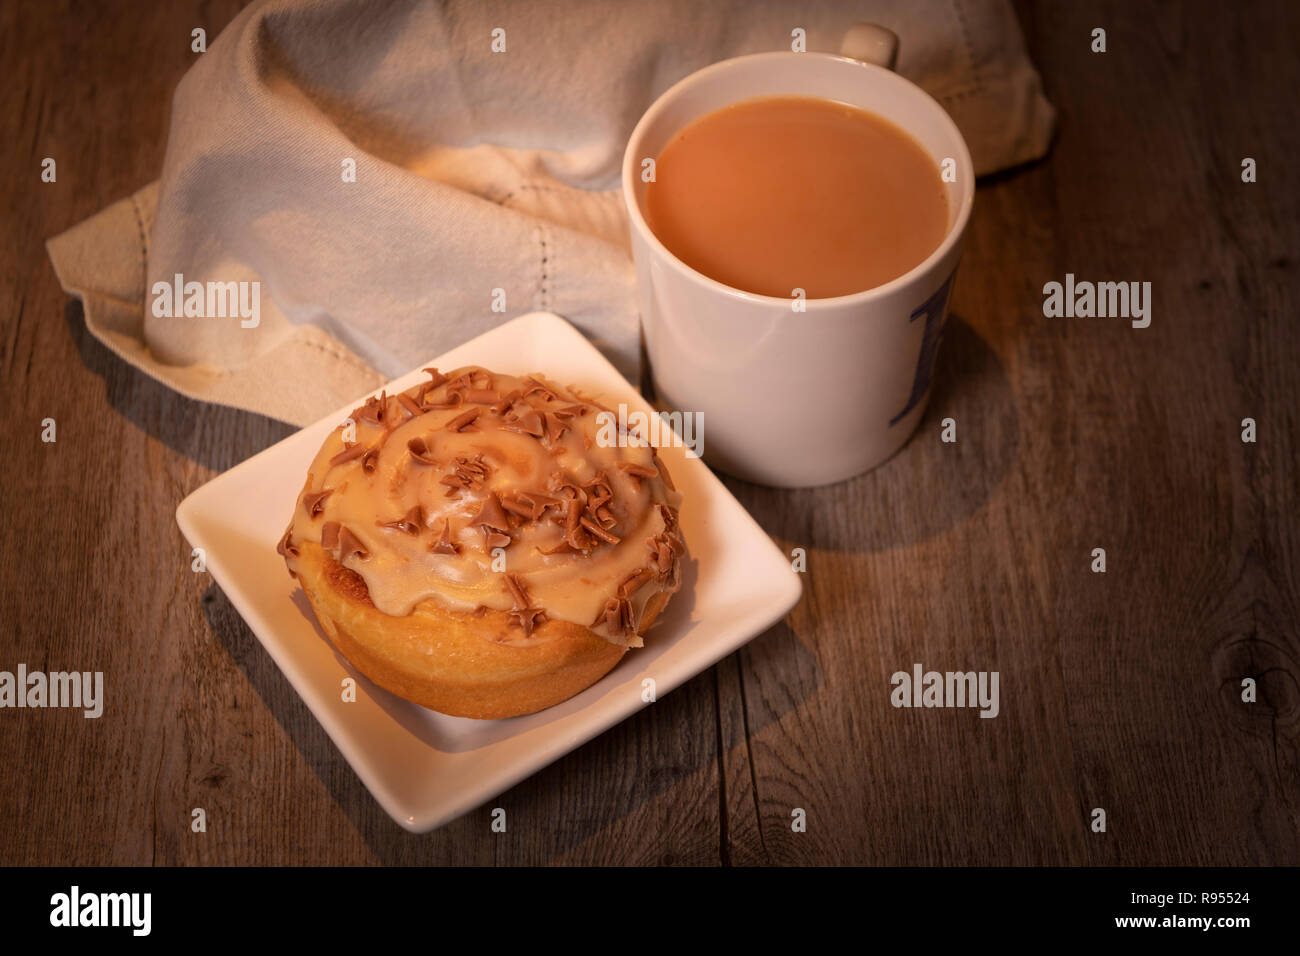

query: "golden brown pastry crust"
left=280, top=366, right=685, bottom=719
left=296, top=540, right=644, bottom=719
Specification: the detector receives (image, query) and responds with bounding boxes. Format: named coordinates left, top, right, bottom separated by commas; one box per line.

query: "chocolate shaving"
left=337, top=526, right=370, bottom=561
left=647, top=531, right=682, bottom=585
left=422, top=367, right=448, bottom=390
left=565, top=527, right=594, bottom=552
left=618, top=567, right=654, bottom=599
left=581, top=472, right=614, bottom=498
left=617, top=461, right=659, bottom=490
left=329, top=442, right=367, bottom=466
left=421, top=388, right=463, bottom=411
left=321, top=521, right=340, bottom=549
left=586, top=492, right=616, bottom=529
left=395, top=392, right=424, bottom=419
left=361, top=444, right=382, bottom=475
left=652, top=537, right=672, bottom=574
left=379, top=504, right=424, bottom=536
left=468, top=493, right=511, bottom=549
left=500, top=496, right=536, bottom=520
left=503, top=573, right=529, bottom=608
left=503, top=574, right=546, bottom=637
left=656, top=503, right=679, bottom=534
left=591, top=596, right=633, bottom=634
left=556, top=485, right=580, bottom=502
left=302, top=488, right=333, bottom=518
left=509, top=606, right=546, bottom=636
left=502, top=407, right=544, bottom=438
left=445, top=371, right=476, bottom=393
left=430, top=519, right=460, bottom=555
left=500, top=491, right=561, bottom=522
left=445, top=408, right=481, bottom=432
left=352, top=391, right=388, bottom=425
left=469, top=492, right=508, bottom=531
left=521, top=377, right=559, bottom=403
left=580, top=515, right=621, bottom=545
left=542, top=412, right=567, bottom=444
left=439, top=454, right=490, bottom=496
left=490, top=389, right=522, bottom=415
left=465, top=388, right=501, bottom=405
left=521, top=491, right=561, bottom=520
left=407, top=436, right=438, bottom=466
left=460, top=454, right=490, bottom=481
left=580, top=472, right=617, bottom=529
left=551, top=404, right=588, bottom=420
left=277, top=525, right=299, bottom=558
left=563, top=499, right=591, bottom=550
left=535, top=539, right=576, bottom=556
left=551, top=477, right=596, bottom=549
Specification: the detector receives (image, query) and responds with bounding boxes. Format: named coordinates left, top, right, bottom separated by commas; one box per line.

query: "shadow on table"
left=62, top=300, right=294, bottom=472
left=723, top=314, right=1021, bottom=554
left=202, top=581, right=815, bottom=862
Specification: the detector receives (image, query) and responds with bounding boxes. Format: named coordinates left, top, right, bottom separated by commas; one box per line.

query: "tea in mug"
left=644, top=95, right=949, bottom=298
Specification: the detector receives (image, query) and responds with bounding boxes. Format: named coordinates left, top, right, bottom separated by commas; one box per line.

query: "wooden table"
left=3, top=0, right=1296, bottom=865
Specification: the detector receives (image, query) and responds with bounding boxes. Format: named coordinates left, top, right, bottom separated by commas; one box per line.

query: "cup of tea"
left=622, top=28, right=974, bottom=487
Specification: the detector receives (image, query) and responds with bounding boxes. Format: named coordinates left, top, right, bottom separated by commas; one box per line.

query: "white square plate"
left=176, top=312, right=802, bottom=831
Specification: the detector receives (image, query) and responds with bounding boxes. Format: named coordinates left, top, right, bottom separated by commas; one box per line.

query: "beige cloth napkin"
left=47, top=0, right=1054, bottom=427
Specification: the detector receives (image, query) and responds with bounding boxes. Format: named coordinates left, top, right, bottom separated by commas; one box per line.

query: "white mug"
left=622, top=34, right=974, bottom=487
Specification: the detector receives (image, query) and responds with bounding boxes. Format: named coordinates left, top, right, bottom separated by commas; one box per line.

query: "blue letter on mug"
left=890, top=271, right=955, bottom=426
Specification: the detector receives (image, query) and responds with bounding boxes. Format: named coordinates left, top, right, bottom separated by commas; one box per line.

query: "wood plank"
left=716, top=0, right=1299, bottom=864
left=0, top=0, right=722, bottom=865
left=2, top=0, right=1296, bottom=866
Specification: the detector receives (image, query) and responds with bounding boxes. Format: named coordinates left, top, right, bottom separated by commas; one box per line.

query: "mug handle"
left=839, top=22, right=899, bottom=70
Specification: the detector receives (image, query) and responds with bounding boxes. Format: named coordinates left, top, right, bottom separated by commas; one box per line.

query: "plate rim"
left=175, top=311, right=803, bottom=832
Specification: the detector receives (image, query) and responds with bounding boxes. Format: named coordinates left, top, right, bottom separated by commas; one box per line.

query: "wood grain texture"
left=0, top=0, right=1296, bottom=865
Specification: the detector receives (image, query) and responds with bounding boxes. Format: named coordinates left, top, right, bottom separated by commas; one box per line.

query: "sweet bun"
left=278, top=366, right=685, bottom=719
